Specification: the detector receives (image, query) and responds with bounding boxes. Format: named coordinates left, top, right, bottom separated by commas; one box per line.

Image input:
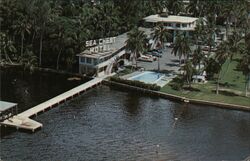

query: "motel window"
left=176, top=23, right=180, bottom=28
left=165, top=23, right=171, bottom=27
left=86, top=58, right=92, bottom=64
left=93, top=59, right=98, bottom=65
left=80, top=57, right=85, bottom=63
left=182, top=24, right=187, bottom=28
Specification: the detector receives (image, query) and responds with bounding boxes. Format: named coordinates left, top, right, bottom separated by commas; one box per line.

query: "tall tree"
left=36, top=0, right=51, bottom=67
left=186, top=0, right=206, bottom=17
left=238, top=39, right=250, bottom=97
left=152, top=23, right=172, bottom=71
left=125, top=28, right=147, bottom=68
left=214, top=41, right=230, bottom=94
left=204, top=14, right=218, bottom=53
left=0, top=32, right=17, bottom=64
left=221, top=2, right=234, bottom=39
left=167, top=0, right=184, bottom=15
left=12, top=15, right=31, bottom=57
left=180, top=60, right=195, bottom=88
left=192, top=46, right=203, bottom=74
left=171, top=33, right=191, bottom=65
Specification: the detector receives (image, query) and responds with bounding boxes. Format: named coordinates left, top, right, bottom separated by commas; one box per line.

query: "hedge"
left=110, top=77, right=161, bottom=91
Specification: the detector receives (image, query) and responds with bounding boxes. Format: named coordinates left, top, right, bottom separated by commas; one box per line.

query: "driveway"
left=137, top=47, right=180, bottom=74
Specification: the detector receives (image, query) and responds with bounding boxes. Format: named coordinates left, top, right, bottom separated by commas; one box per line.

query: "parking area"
left=137, top=47, right=180, bottom=74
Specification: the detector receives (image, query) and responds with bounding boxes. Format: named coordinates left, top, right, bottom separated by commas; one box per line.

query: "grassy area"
left=161, top=58, right=250, bottom=107
left=219, top=58, right=246, bottom=91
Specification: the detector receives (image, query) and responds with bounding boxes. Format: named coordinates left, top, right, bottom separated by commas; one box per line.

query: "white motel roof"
left=144, top=15, right=198, bottom=24
left=78, top=32, right=128, bottom=59
left=0, top=101, right=17, bottom=113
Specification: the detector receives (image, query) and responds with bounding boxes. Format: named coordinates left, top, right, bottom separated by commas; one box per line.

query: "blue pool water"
left=129, top=71, right=164, bottom=84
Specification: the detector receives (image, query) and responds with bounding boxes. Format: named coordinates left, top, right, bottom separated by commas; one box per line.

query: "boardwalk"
left=1, top=78, right=103, bottom=132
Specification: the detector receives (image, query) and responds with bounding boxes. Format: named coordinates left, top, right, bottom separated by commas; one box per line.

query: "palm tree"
left=238, top=45, right=250, bottom=97
left=0, top=32, right=16, bottom=64
left=167, top=0, right=184, bottom=15
left=36, top=0, right=51, bottom=67
left=204, top=57, right=221, bottom=80
left=192, top=46, right=203, bottom=74
left=20, top=48, right=38, bottom=72
left=96, top=1, right=120, bottom=37
left=204, top=15, right=217, bottom=53
left=194, top=18, right=206, bottom=47
left=171, top=33, right=191, bottom=65
left=12, top=15, right=31, bottom=57
left=152, top=23, right=172, bottom=71
left=125, top=28, right=147, bottom=68
left=150, top=0, right=167, bottom=14
left=49, top=15, right=76, bottom=70
left=186, top=0, right=198, bottom=16
left=214, top=41, right=230, bottom=94
left=235, top=0, right=249, bottom=36
left=180, top=60, right=195, bottom=88
left=221, top=2, right=234, bottom=39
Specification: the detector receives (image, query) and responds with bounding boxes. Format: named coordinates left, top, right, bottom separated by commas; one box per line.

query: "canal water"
left=1, top=69, right=250, bottom=160
left=0, top=67, right=89, bottom=112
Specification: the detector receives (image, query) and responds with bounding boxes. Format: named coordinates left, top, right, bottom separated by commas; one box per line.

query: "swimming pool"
left=128, top=71, right=164, bottom=84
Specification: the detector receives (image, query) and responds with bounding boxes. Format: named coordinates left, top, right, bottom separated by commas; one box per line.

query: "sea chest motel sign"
left=85, top=37, right=116, bottom=53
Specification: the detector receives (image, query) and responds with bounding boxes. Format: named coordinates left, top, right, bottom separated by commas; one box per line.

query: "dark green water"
left=0, top=69, right=250, bottom=161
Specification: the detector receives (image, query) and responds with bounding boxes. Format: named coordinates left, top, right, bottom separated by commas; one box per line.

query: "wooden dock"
left=1, top=78, right=103, bottom=132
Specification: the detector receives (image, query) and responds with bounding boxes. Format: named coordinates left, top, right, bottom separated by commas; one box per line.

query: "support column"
left=96, top=68, right=99, bottom=77
left=173, top=30, right=176, bottom=43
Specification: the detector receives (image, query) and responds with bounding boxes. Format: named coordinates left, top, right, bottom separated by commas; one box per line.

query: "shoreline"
left=104, top=80, right=250, bottom=112
left=2, top=65, right=249, bottom=111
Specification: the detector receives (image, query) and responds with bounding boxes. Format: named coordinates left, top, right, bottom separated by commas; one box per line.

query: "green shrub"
left=169, top=77, right=184, bottom=91
left=110, top=77, right=161, bottom=91
left=171, top=83, right=183, bottom=91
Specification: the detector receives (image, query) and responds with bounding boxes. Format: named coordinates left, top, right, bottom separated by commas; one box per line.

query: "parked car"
left=166, top=42, right=174, bottom=48
left=202, top=45, right=217, bottom=52
left=152, top=51, right=162, bottom=57
left=138, top=55, right=154, bottom=62
left=201, top=46, right=210, bottom=51
left=151, top=49, right=163, bottom=53
left=146, top=50, right=163, bottom=57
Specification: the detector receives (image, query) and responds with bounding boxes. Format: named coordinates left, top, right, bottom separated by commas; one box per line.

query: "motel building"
left=143, top=14, right=199, bottom=42
left=77, top=33, right=130, bottom=77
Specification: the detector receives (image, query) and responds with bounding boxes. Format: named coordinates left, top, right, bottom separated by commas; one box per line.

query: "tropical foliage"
left=171, top=33, right=191, bottom=65
left=125, top=28, right=147, bottom=68
left=152, top=23, right=172, bottom=71
left=0, top=0, right=156, bottom=71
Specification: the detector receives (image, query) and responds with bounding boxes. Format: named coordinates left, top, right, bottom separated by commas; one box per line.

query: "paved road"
left=137, top=47, right=180, bottom=74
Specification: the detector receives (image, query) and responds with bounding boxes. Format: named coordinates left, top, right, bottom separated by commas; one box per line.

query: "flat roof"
left=78, top=32, right=128, bottom=59
left=144, top=15, right=198, bottom=24
left=0, top=101, right=17, bottom=112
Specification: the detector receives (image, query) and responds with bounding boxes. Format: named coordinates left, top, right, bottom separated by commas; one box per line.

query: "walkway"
left=1, top=77, right=103, bottom=132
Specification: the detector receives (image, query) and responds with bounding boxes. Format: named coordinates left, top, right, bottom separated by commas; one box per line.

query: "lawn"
left=219, top=58, right=246, bottom=91
left=161, top=57, right=250, bottom=107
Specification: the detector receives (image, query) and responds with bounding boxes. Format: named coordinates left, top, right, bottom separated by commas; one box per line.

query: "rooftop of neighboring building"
left=144, top=14, right=198, bottom=24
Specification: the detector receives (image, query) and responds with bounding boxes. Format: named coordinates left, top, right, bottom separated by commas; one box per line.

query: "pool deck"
left=121, top=71, right=176, bottom=87
left=1, top=77, right=103, bottom=132
left=121, top=71, right=142, bottom=79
